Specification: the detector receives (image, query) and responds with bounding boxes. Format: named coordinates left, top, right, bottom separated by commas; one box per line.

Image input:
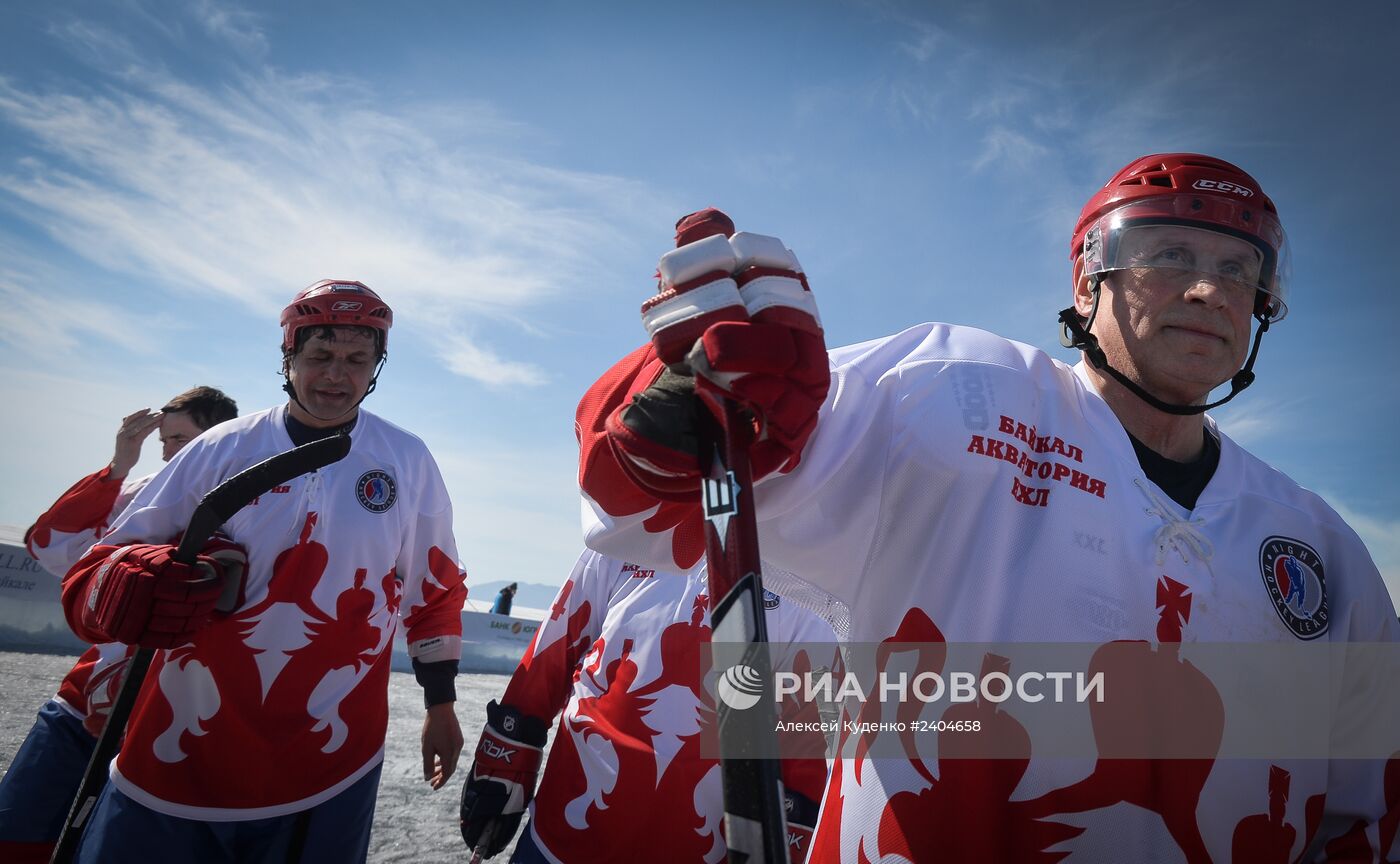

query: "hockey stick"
left=699, top=400, right=791, bottom=864
left=51, top=433, right=353, bottom=864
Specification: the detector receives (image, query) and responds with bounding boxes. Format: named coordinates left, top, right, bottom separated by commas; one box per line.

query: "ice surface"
left=0, top=650, right=549, bottom=862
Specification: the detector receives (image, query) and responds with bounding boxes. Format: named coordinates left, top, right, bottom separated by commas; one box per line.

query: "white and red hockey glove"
left=608, top=209, right=830, bottom=499
left=77, top=541, right=243, bottom=649
left=784, top=788, right=820, bottom=864
left=459, top=699, right=548, bottom=859
left=691, top=230, right=828, bottom=474
left=641, top=208, right=747, bottom=368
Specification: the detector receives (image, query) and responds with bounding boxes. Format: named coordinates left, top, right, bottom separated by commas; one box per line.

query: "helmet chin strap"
left=1057, top=277, right=1270, bottom=416
left=281, top=355, right=387, bottom=424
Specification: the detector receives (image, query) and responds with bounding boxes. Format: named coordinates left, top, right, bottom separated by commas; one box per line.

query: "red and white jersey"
left=26, top=467, right=154, bottom=733
left=62, top=405, right=467, bottom=820
left=506, top=549, right=833, bottom=864
left=581, top=323, right=1400, bottom=862
left=27, top=466, right=150, bottom=572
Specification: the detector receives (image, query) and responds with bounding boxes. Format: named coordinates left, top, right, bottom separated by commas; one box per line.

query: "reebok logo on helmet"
left=331, top=301, right=364, bottom=311
left=1193, top=179, right=1254, bottom=197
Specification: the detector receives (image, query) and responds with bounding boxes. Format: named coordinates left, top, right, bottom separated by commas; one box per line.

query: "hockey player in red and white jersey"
left=0, top=386, right=237, bottom=864
left=56, top=280, right=468, bottom=863
left=458, top=548, right=834, bottom=864
left=574, top=162, right=1400, bottom=862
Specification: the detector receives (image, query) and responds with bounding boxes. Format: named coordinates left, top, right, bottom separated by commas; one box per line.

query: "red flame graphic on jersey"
left=530, top=621, right=718, bottom=864
left=857, top=611, right=1083, bottom=863
left=116, top=511, right=394, bottom=807
left=1021, top=574, right=1223, bottom=863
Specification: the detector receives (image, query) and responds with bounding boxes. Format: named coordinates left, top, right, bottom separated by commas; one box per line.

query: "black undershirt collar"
left=284, top=411, right=356, bottom=447
left=1127, top=428, right=1221, bottom=511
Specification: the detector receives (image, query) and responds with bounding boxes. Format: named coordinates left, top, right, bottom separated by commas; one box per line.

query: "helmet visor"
left=1082, top=201, right=1290, bottom=320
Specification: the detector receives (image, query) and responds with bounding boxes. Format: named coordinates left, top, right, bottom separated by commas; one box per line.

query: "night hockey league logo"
left=355, top=470, right=397, bottom=513
left=1259, top=535, right=1329, bottom=639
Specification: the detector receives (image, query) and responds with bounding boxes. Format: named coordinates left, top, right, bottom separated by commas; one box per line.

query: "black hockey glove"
left=459, top=700, right=549, bottom=859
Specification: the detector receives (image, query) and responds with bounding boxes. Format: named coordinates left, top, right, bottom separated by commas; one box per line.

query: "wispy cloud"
left=970, top=126, right=1049, bottom=174
left=189, top=0, right=268, bottom=58
left=440, top=339, right=548, bottom=389
left=895, top=17, right=947, bottom=64
left=0, top=3, right=665, bottom=388
left=0, top=238, right=168, bottom=357
left=1211, top=397, right=1308, bottom=447
left=855, top=3, right=1279, bottom=243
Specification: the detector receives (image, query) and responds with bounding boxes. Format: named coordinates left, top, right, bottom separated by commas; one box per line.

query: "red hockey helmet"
left=280, top=280, right=393, bottom=353
left=1072, top=154, right=1290, bottom=320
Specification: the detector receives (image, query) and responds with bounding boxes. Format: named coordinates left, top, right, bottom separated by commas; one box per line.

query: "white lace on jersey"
left=1134, top=478, right=1215, bottom=566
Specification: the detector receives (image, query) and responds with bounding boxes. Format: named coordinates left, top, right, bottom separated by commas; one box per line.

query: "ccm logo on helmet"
left=330, top=300, right=364, bottom=311
left=1193, top=179, right=1254, bottom=197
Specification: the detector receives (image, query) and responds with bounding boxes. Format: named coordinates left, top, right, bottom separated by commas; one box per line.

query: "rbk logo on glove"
left=479, top=739, right=517, bottom=763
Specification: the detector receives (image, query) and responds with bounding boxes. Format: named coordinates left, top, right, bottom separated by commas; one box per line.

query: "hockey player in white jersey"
left=55, top=281, right=468, bottom=863
left=458, top=548, right=833, bottom=863
left=0, top=386, right=237, bottom=864
left=573, top=160, right=1400, bottom=861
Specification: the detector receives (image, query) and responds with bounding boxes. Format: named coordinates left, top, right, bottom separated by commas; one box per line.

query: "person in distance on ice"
left=459, top=547, right=833, bottom=863
left=0, top=386, right=238, bottom=864
left=573, top=157, right=1399, bottom=861
left=56, top=280, right=468, bottom=863
left=491, top=582, right=518, bottom=616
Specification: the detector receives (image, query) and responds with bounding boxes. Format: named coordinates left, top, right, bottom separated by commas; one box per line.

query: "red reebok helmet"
left=280, top=280, right=393, bottom=353
left=1072, top=154, right=1290, bottom=320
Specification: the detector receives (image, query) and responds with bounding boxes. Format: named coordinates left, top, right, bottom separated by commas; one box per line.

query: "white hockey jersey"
left=62, top=405, right=467, bottom=819
left=581, top=323, right=1400, bottom=862
left=504, top=549, right=834, bottom=864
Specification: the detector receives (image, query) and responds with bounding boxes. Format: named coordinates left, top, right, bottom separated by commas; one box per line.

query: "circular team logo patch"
left=356, top=470, right=397, bottom=513
left=1259, top=535, right=1329, bottom=639
left=762, top=589, right=781, bottom=610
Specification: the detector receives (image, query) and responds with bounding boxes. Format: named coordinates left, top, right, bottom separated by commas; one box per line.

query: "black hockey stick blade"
left=699, top=404, right=791, bottom=864
left=50, top=433, right=353, bottom=864
left=175, top=433, right=352, bottom=563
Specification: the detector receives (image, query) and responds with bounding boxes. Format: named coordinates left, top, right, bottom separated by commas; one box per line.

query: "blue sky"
left=1, top=0, right=1396, bottom=603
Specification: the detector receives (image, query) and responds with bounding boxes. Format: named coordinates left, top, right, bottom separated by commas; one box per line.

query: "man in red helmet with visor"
left=57, top=280, right=469, bottom=862
left=572, top=158, right=1399, bottom=860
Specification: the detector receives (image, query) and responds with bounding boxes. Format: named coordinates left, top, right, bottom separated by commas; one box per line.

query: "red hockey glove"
left=78, top=542, right=235, bottom=648
left=459, top=700, right=549, bottom=859
left=613, top=216, right=829, bottom=496
left=784, top=788, right=820, bottom=864
left=674, top=205, right=735, bottom=247
left=642, top=232, right=747, bottom=368
left=690, top=230, right=827, bottom=478
left=610, top=212, right=748, bottom=499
